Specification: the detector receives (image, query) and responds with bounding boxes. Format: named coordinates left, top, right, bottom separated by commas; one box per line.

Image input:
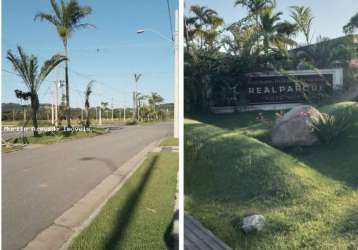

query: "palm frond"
left=37, top=54, right=67, bottom=89
left=34, top=12, right=60, bottom=25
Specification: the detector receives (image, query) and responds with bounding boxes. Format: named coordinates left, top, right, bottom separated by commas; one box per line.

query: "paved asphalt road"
left=2, top=122, right=172, bottom=250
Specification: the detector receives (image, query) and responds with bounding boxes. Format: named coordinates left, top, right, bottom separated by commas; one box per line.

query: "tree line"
left=6, top=0, right=171, bottom=136
left=184, top=0, right=358, bottom=113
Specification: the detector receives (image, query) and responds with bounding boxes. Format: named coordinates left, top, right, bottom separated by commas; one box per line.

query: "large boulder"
left=271, top=105, right=322, bottom=147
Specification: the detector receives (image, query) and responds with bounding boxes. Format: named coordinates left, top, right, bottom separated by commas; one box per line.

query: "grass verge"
left=69, top=151, right=178, bottom=250
left=185, top=102, right=358, bottom=250
left=6, top=128, right=107, bottom=145
left=160, top=137, right=179, bottom=147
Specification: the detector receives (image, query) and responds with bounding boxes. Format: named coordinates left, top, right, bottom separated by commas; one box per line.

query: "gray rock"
left=242, top=214, right=265, bottom=233
left=271, top=105, right=322, bottom=147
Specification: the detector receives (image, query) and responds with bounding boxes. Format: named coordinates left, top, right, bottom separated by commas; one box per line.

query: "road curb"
left=22, top=140, right=160, bottom=250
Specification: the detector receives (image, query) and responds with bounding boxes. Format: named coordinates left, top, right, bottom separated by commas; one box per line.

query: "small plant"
left=312, top=109, right=353, bottom=144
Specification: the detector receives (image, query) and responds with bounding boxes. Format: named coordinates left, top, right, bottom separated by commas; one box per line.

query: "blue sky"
left=2, top=0, right=178, bottom=108
left=185, top=0, right=357, bottom=44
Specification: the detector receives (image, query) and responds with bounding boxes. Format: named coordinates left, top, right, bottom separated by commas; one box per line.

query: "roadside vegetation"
left=5, top=127, right=107, bottom=145
left=184, top=1, right=358, bottom=113
left=69, top=151, right=178, bottom=250
left=184, top=101, right=358, bottom=249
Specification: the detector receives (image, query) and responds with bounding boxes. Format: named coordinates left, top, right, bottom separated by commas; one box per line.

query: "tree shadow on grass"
left=284, top=133, right=358, bottom=189
left=103, top=155, right=158, bottom=250
left=333, top=203, right=358, bottom=239
left=185, top=130, right=308, bottom=208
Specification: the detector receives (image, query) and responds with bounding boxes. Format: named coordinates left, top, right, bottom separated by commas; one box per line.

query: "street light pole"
left=136, top=11, right=179, bottom=137
left=174, top=10, right=179, bottom=138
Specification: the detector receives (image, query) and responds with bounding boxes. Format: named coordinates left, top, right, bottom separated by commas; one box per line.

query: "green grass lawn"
left=6, top=128, right=107, bottom=145
left=185, top=102, right=358, bottom=250
left=69, top=151, right=178, bottom=250
left=160, top=137, right=179, bottom=147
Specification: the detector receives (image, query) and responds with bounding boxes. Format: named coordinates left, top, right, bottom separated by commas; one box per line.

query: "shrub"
left=125, top=120, right=138, bottom=126
left=312, top=108, right=353, bottom=144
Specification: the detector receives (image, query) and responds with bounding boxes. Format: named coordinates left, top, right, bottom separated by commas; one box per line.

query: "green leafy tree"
left=34, top=0, right=93, bottom=127
left=290, top=6, right=314, bottom=45
left=7, top=46, right=66, bottom=136
left=343, top=13, right=358, bottom=34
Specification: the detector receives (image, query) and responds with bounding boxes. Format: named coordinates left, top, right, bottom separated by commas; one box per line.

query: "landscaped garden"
left=70, top=150, right=178, bottom=250
left=185, top=101, right=358, bottom=249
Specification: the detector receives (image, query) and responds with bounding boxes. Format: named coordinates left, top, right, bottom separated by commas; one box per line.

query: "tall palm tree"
left=290, top=6, right=314, bottom=45
left=132, top=73, right=142, bottom=121
left=343, top=13, right=358, bottom=34
left=34, top=0, right=93, bottom=127
left=7, top=46, right=67, bottom=136
left=258, top=7, right=297, bottom=56
left=84, top=80, right=94, bottom=128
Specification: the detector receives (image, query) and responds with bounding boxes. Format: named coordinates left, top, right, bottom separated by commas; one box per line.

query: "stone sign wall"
left=211, top=68, right=343, bottom=113
left=247, top=73, right=333, bottom=104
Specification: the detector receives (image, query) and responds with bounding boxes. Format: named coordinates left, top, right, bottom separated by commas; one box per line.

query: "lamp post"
left=136, top=10, right=179, bottom=138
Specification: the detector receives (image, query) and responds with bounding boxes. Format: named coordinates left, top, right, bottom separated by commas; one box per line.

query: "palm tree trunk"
left=32, top=111, right=39, bottom=137
left=85, top=107, right=90, bottom=128
left=31, top=96, right=39, bottom=137
left=64, top=42, right=71, bottom=127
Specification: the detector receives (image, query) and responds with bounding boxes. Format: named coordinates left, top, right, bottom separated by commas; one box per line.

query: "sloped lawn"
left=184, top=102, right=358, bottom=250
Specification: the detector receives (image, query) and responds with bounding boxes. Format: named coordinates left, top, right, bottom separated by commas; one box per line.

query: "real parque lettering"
left=248, top=84, right=324, bottom=95
left=246, top=73, right=334, bottom=104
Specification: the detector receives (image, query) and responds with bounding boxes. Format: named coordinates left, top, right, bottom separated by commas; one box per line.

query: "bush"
left=125, top=120, right=138, bottom=125
left=312, top=109, right=353, bottom=144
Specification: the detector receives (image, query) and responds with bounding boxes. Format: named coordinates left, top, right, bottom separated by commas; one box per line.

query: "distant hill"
left=2, top=103, right=53, bottom=112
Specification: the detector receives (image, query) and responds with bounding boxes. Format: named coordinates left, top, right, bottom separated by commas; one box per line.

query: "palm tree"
left=235, top=0, right=276, bottom=22
left=290, top=6, right=314, bottom=45
left=133, top=73, right=142, bottom=121
left=84, top=80, right=94, bottom=128
left=34, top=0, right=93, bottom=127
left=136, top=93, right=148, bottom=121
left=148, top=92, right=164, bottom=120
left=7, top=46, right=66, bottom=136
left=101, top=102, right=109, bottom=120
left=148, top=92, right=164, bottom=112
left=343, top=13, right=358, bottom=34
left=186, top=5, right=224, bottom=50
left=258, top=7, right=297, bottom=57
